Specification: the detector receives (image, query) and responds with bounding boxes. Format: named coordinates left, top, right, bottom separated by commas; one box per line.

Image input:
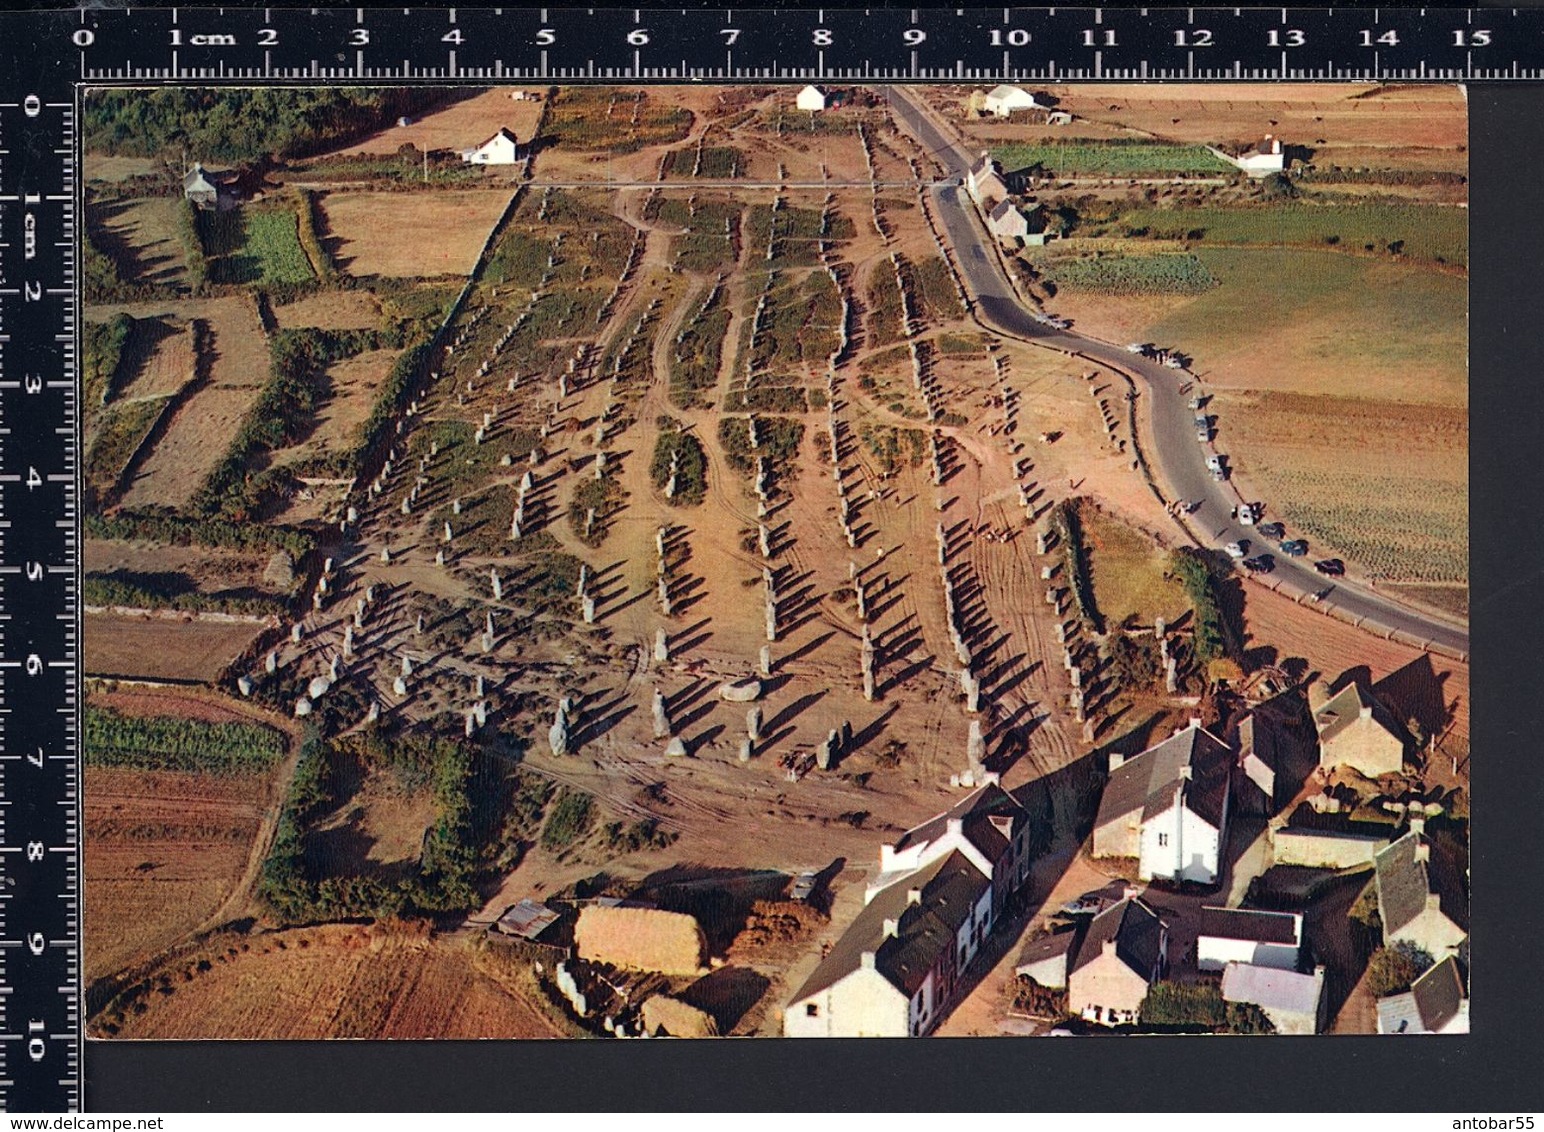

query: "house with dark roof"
left=783, top=850, right=994, bottom=1037
left=1311, top=679, right=1409, bottom=778
left=1373, top=816, right=1467, bottom=959
left=1066, top=896, right=1168, bottom=1026
left=1222, top=961, right=1327, bottom=1034
left=1092, top=722, right=1234, bottom=886
left=1196, top=906, right=1302, bottom=972
left=1376, top=954, right=1469, bottom=1034
left=873, top=782, right=1034, bottom=914
left=1014, top=925, right=1083, bottom=990
left=1234, top=696, right=1316, bottom=816
left=987, top=198, right=1046, bottom=246
left=461, top=126, right=521, bottom=165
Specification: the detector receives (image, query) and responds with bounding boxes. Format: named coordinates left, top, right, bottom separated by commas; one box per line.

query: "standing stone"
left=738, top=739, right=753, bottom=763
left=654, top=628, right=670, bottom=663
left=652, top=689, right=671, bottom=739
left=746, top=707, right=762, bottom=743
left=581, top=595, right=596, bottom=624
left=265, top=651, right=278, bottom=674
left=365, top=701, right=380, bottom=725
left=967, top=720, right=986, bottom=771
left=237, top=675, right=254, bottom=697
left=393, top=676, right=408, bottom=697
left=491, top=569, right=503, bottom=601
left=549, top=714, right=570, bottom=757
left=291, top=623, right=304, bottom=644
left=381, top=545, right=393, bottom=564
left=759, top=646, right=773, bottom=677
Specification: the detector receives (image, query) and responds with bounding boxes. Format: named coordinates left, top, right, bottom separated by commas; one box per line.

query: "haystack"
left=574, top=905, right=708, bottom=977
left=640, top=994, right=718, bottom=1038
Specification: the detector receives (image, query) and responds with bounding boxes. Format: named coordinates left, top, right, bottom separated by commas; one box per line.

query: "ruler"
left=0, top=0, right=1499, bottom=1113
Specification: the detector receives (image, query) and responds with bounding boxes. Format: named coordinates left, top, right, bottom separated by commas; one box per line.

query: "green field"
left=1117, top=203, right=1468, bottom=268
left=203, top=208, right=316, bottom=285
left=992, top=141, right=1232, bottom=177
left=1042, top=253, right=1218, bottom=296
left=1144, top=248, right=1466, bottom=406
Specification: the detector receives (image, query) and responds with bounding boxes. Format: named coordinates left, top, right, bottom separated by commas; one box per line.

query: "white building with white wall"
left=461, top=126, right=521, bottom=165
left=796, top=85, right=827, bottom=112
left=1196, top=907, right=1302, bottom=972
left=982, top=84, right=1042, bottom=118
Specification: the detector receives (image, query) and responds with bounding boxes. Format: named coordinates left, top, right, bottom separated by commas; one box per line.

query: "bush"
left=541, top=788, right=595, bottom=852
left=84, top=569, right=289, bottom=618
left=1169, top=546, right=1234, bottom=667
left=1225, top=1001, right=1276, bottom=1034
left=86, top=508, right=316, bottom=559
left=83, top=314, right=135, bottom=408
left=1140, top=981, right=1226, bottom=1027
left=650, top=429, right=707, bottom=506
left=1367, top=943, right=1434, bottom=997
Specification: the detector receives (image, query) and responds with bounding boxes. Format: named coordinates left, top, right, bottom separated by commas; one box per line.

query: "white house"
left=1196, top=907, right=1302, bottom=972
left=1221, top=962, right=1327, bottom=1035
left=1208, top=135, right=1287, bottom=177
left=1376, top=955, right=1468, bottom=1035
left=784, top=850, right=994, bottom=1037
left=461, top=126, right=521, bottom=165
left=982, top=84, right=1041, bottom=118
left=1092, top=722, right=1234, bottom=886
left=795, top=85, right=828, bottom=112
left=871, top=782, right=1034, bottom=913
left=1373, top=816, right=1468, bottom=959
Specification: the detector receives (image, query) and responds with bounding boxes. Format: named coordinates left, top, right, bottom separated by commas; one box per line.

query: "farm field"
left=318, top=190, right=513, bottom=277
left=84, top=612, right=268, bottom=682
left=271, top=289, right=384, bottom=331
left=84, top=539, right=291, bottom=600
left=86, top=296, right=270, bottom=511
left=274, top=347, right=403, bottom=471
left=334, top=87, right=546, bottom=160
left=211, top=208, right=316, bottom=285
left=98, top=925, right=564, bottom=1039
left=1114, top=203, right=1468, bottom=269
left=993, top=141, right=1232, bottom=177
left=85, top=767, right=271, bottom=980
left=114, top=317, right=196, bottom=400
left=90, top=196, right=189, bottom=288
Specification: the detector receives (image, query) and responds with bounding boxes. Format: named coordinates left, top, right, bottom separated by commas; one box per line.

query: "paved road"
left=882, top=86, right=1469, bottom=660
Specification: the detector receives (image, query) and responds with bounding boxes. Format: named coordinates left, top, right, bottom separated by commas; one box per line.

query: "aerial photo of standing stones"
left=81, top=81, right=1468, bottom=1040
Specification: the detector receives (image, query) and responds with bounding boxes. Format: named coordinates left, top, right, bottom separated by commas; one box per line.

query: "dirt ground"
left=271, top=289, right=385, bottom=331
left=336, top=88, right=546, bottom=160
left=277, top=347, right=402, bottom=465
left=99, top=924, right=562, bottom=1039
left=85, top=767, right=269, bottom=981
left=115, top=319, right=197, bottom=401
left=84, top=612, right=268, bottom=682
left=87, top=295, right=271, bottom=511
left=319, top=190, right=514, bottom=278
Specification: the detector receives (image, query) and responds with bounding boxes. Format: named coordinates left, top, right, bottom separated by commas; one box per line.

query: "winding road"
left=881, top=85, right=1468, bottom=661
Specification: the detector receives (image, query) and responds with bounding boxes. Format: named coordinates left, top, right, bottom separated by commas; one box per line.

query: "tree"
left=1225, top=1001, right=1276, bottom=1035
left=1140, top=981, right=1226, bottom=1027
left=1367, top=942, right=1434, bottom=997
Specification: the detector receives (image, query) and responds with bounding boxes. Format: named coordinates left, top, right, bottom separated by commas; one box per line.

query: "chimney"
left=1359, top=702, right=1373, bottom=721
left=907, top=887, right=922, bottom=906
left=947, top=817, right=964, bottom=837
left=1313, top=964, right=1326, bottom=981
left=1108, top=752, right=1125, bottom=771
left=1179, top=764, right=1193, bottom=781
left=1414, top=841, right=1431, bottom=865
left=1409, top=814, right=1426, bottom=838
left=1425, top=892, right=1442, bottom=912
left=860, top=951, right=876, bottom=970
left=1102, top=939, right=1117, bottom=957
left=883, top=918, right=900, bottom=939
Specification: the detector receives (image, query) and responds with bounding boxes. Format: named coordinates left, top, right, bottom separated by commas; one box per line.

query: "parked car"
left=1314, top=558, right=1345, bottom=576
left=1243, top=555, right=1275, bottom=574
left=1126, top=342, right=1148, bottom=355
left=1060, top=891, right=1114, bottom=917
left=1205, top=454, right=1224, bottom=473
left=1188, top=395, right=1204, bottom=411
left=1225, top=541, right=1247, bottom=560
left=1281, top=539, right=1308, bottom=557
left=1164, top=355, right=1186, bottom=369
left=790, top=872, right=819, bottom=902
left=1237, top=504, right=1255, bottom=526
left=1258, top=522, right=1285, bottom=540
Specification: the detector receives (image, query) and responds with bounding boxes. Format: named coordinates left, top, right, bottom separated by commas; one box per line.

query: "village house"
left=1234, top=702, right=1319, bottom=816
left=1376, top=955, right=1469, bottom=1034
left=1373, top=816, right=1468, bottom=959
left=987, top=198, right=1046, bottom=247
left=1092, top=722, right=1234, bottom=886
left=783, top=850, right=994, bottom=1037
left=966, top=152, right=1011, bottom=207
left=1065, top=896, right=1168, bottom=1026
left=1046, top=110, right=1075, bottom=126
left=1221, top=962, right=1327, bottom=1034
left=981, top=84, right=1042, bottom=118
left=182, top=163, right=225, bottom=211
left=1014, top=925, right=1083, bottom=990
left=1311, top=679, right=1410, bottom=777
left=871, top=782, right=1035, bottom=914
left=1195, top=907, right=1302, bottom=972
left=461, top=126, right=521, bottom=165
left=1268, top=822, right=1391, bottom=869
left=795, top=85, right=827, bottom=112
